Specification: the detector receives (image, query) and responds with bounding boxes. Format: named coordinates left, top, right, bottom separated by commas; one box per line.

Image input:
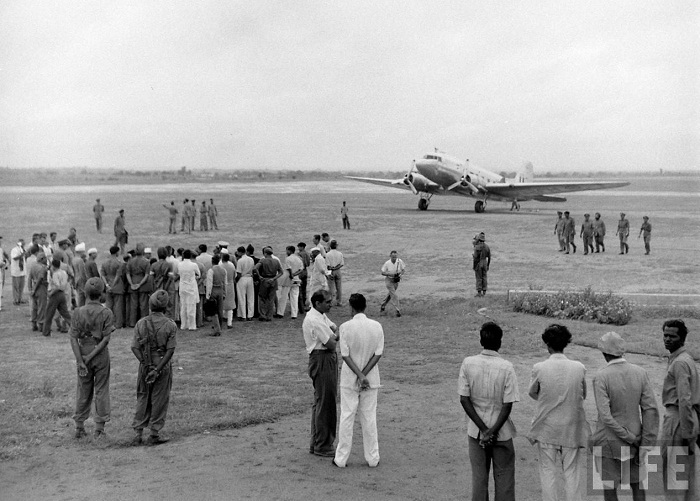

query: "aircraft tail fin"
left=512, top=162, right=534, bottom=183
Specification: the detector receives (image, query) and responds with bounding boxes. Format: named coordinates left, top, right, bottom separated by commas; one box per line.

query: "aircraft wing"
left=345, top=175, right=445, bottom=194
left=483, top=181, right=630, bottom=201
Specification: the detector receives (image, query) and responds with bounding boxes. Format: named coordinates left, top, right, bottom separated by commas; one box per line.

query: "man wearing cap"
left=277, top=246, right=303, bottom=319
left=296, top=242, right=311, bottom=312
left=163, top=201, right=179, bottom=234
left=638, top=216, right=652, bottom=255
left=594, top=213, right=606, bottom=253
left=660, top=319, right=699, bottom=500
left=199, top=201, right=209, bottom=232
left=101, top=246, right=126, bottom=328
left=131, top=290, right=177, bottom=445
left=555, top=211, right=566, bottom=252
left=209, top=198, right=219, bottom=230
left=254, top=247, right=283, bottom=322
left=563, top=211, right=577, bottom=254
left=616, top=213, right=630, bottom=255
left=86, top=248, right=100, bottom=280
left=69, top=277, right=114, bottom=439
left=235, top=246, right=255, bottom=321
left=590, top=332, right=658, bottom=501
left=114, top=210, right=127, bottom=255
left=380, top=250, right=405, bottom=315
left=189, top=200, right=197, bottom=231
left=580, top=214, right=595, bottom=255
left=472, top=233, right=490, bottom=298
left=42, top=258, right=72, bottom=336
left=72, top=243, right=88, bottom=307
left=93, top=199, right=105, bottom=233
left=309, top=247, right=331, bottom=295
left=181, top=199, right=189, bottom=233
left=126, top=243, right=151, bottom=327
left=10, top=239, right=27, bottom=305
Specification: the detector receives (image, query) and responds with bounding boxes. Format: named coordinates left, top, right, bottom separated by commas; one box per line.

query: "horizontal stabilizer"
left=533, top=195, right=567, bottom=202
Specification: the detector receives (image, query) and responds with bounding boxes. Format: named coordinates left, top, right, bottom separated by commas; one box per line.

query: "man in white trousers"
left=333, top=293, right=384, bottom=468
left=276, top=246, right=303, bottom=319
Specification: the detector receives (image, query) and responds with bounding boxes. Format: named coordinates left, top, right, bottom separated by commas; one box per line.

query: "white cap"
left=310, top=247, right=321, bottom=253
left=144, top=247, right=152, bottom=254
left=87, top=248, right=98, bottom=255
left=75, top=242, right=86, bottom=253
left=220, top=248, right=229, bottom=254
left=218, top=241, right=229, bottom=247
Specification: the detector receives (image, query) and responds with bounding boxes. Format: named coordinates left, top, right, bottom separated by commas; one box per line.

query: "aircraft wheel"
left=475, top=200, right=485, bottom=213
left=418, top=199, right=429, bottom=211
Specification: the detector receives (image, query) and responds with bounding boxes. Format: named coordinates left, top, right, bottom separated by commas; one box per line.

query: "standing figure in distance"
left=10, top=239, right=26, bottom=305
left=199, top=201, right=209, bottom=232
left=341, top=201, right=351, bottom=230
left=101, top=246, right=126, bottom=329
left=593, top=212, right=606, bottom=253
left=163, top=201, right=178, bottom=234
left=208, top=198, right=219, bottom=230
left=276, top=245, right=303, bottom=319
left=333, top=293, right=384, bottom=468
left=302, top=290, right=338, bottom=457
left=189, top=200, right=197, bottom=232
left=177, top=250, right=200, bottom=330
left=131, top=290, right=177, bottom=445
left=325, top=240, right=344, bottom=307
left=638, top=216, right=651, bottom=255
left=472, top=232, right=491, bottom=298
left=563, top=211, right=577, bottom=254
left=296, top=242, right=311, bottom=312
left=590, top=332, right=658, bottom=501
left=180, top=199, right=189, bottom=233
left=616, top=212, right=630, bottom=255
left=113, top=209, right=127, bottom=255
left=42, top=258, right=72, bottom=336
left=458, top=321, right=519, bottom=501
left=29, top=251, right=48, bottom=332
left=660, top=319, right=699, bottom=501
left=380, top=250, right=405, bottom=316
left=93, top=198, right=105, bottom=233
left=555, top=211, right=566, bottom=252
left=69, top=278, right=114, bottom=439
left=580, top=213, right=595, bottom=255
left=234, top=246, right=255, bottom=321
left=528, top=324, right=590, bottom=501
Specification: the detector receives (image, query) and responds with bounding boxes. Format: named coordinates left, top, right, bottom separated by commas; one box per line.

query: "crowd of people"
left=554, top=211, right=653, bottom=255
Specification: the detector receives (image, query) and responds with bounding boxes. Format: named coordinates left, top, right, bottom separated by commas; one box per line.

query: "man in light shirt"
left=42, top=258, right=72, bottom=336
left=10, top=239, right=27, bottom=305
left=590, top=331, right=658, bottom=501
left=527, top=324, right=590, bottom=501
left=333, top=293, right=384, bottom=468
left=276, top=246, right=303, bottom=319
left=380, top=250, right=405, bottom=317
left=325, top=240, right=345, bottom=306
left=302, top=290, right=338, bottom=457
left=458, top=321, right=519, bottom=501
left=234, top=246, right=255, bottom=321
left=309, top=247, right=330, bottom=295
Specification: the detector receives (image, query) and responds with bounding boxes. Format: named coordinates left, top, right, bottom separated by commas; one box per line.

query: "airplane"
left=347, top=149, right=630, bottom=212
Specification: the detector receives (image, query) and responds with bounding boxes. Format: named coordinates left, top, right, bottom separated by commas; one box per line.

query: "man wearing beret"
left=69, top=277, right=115, bottom=438
left=131, top=290, right=177, bottom=445
left=638, top=216, right=652, bottom=255
left=590, top=332, right=658, bottom=500
left=580, top=213, right=595, bottom=255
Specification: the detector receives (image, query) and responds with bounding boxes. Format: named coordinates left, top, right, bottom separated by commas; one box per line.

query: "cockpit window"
left=423, top=155, right=442, bottom=161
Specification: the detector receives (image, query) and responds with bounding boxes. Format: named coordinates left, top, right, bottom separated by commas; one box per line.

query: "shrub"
left=511, top=286, right=632, bottom=325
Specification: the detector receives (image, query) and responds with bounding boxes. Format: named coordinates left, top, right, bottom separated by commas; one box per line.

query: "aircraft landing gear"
left=474, top=200, right=485, bottom=213
left=418, top=194, right=432, bottom=211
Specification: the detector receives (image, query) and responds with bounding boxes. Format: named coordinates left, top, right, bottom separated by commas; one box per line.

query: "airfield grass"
left=0, top=178, right=698, bottom=461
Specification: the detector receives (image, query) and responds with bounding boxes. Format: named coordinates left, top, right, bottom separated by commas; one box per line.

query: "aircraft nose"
left=414, top=159, right=437, bottom=176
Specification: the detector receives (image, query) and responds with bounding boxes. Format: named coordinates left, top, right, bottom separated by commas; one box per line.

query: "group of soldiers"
left=168, top=198, right=220, bottom=233
left=555, top=211, right=652, bottom=255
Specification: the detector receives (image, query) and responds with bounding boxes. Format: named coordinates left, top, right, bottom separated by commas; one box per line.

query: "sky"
left=1, top=1, right=697, bottom=172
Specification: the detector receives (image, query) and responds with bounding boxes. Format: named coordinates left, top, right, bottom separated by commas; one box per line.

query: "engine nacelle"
left=408, top=175, right=432, bottom=192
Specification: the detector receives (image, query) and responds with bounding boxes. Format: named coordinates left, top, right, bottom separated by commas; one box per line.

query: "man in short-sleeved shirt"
left=458, top=322, right=519, bottom=501
left=616, top=213, right=630, bottom=254
left=334, top=293, right=384, bottom=468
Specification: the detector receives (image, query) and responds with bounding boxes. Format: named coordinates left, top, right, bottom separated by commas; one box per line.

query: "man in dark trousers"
left=472, top=232, right=491, bottom=297
left=302, top=290, right=338, bottom=457
left=69, top=277, right=114, bottom=438
left=131, top=290, right=177, bottom=445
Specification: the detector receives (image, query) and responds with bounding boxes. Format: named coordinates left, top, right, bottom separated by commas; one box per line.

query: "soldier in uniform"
left=579, top=213, right=595, bottom=255
left=93, top=198, right=105, bottom=233
left=69, top=277, right=114, bottom=438
left=180, top=199, right=189, bottom=233
left=126, top=243, right=152, bottom=327
left=615, top=212, right=630, bottom=254
left=199, top=201, right=209, bottom=231
left=131, top=290, right=177, bottom=445
left=42, top=258, right=72, bottom=336
left=593, top=213, right=606, bottom=253
left=101, top=246, right=126, bottom=328
left=638, top=216, right=652, bottom=255
left=472, top=232, right=491, bottom=297
left=189, top=200, right=197, bottom=232
left=554, top=211, right=566, bottom=251
left=163, top=201, right=179, bottom=234
left=113, top=209, right=127, bottom=255
left=563, top=211, right=577, bottom=254
left=208, top=198, right=219, bottom=230
left=29, top=252, right=48, bottom=332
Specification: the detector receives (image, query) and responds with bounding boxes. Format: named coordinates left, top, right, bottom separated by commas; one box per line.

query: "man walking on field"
left=93, top=198, right=105, bottom=233
left=333, top=293, right=383, bottom=468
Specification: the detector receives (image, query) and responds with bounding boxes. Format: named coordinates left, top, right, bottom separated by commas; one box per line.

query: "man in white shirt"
left=309, top=248, right=330, bottom=294
left=10, top=239, right=27, bottom=305
left=234, top=246, right=255, bottom=321
left=42, top=258, right=72, bottom=336
left=333, top=293, right=384, bottom=468
left=380, top=250, right=405, bottom=317
left=325, top=240, right=345, bottom=307
left=302, top=290, right=338, bottom=457
left=458, top=321, right=519, bottom=501
left=528, top=324, right=591, bottom=501
left=276, top=246, right=303, bottom=319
